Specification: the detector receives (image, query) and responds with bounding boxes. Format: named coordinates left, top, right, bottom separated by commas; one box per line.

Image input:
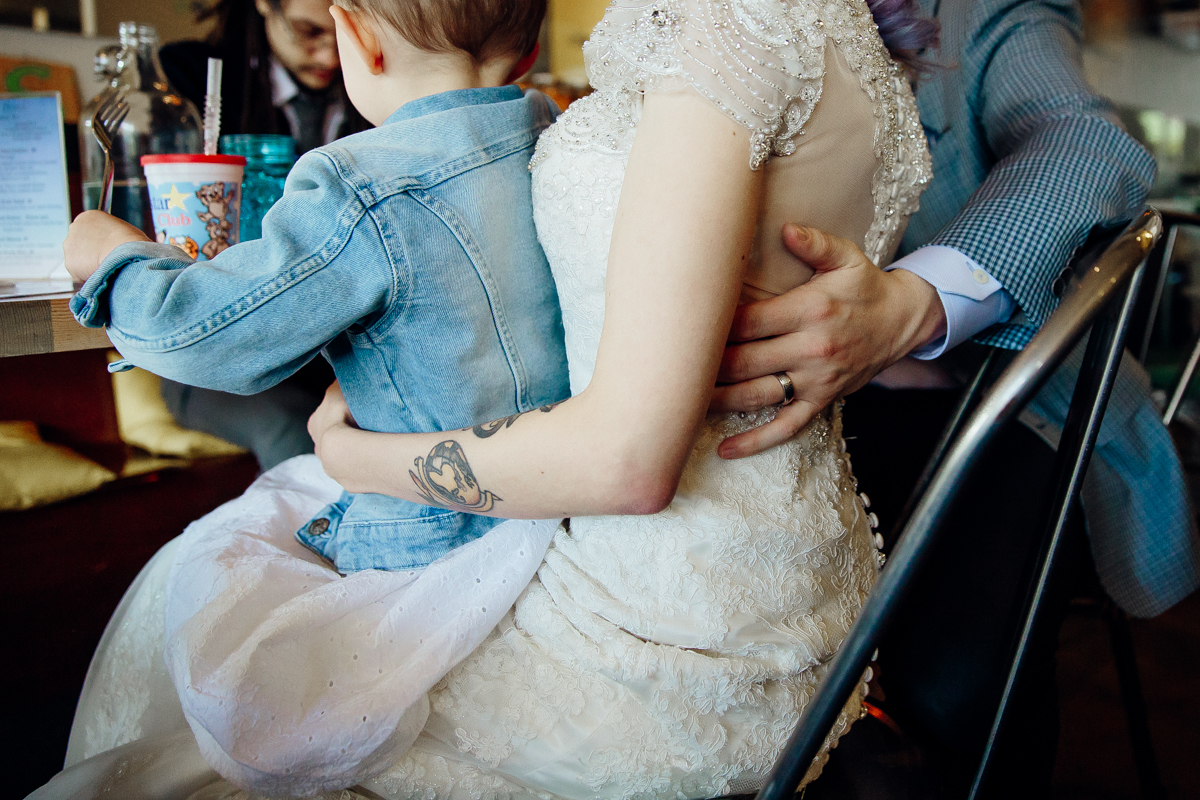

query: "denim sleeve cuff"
left=70, top=241, right=191, bottom=328
left=886, top=245, right=1018, bottom=360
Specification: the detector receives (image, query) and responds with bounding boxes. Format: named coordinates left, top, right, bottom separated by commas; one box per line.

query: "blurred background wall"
left=0, top=0, right=210, bottom=41
left=546, top=0, right=607, bottom=85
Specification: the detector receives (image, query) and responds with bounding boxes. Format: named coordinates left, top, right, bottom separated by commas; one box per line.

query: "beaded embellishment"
left=534, top=0, right=932, bottom=265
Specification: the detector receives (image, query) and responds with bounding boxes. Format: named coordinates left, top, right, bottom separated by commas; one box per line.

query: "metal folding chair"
left=755, top=209, right=1163, bottom=800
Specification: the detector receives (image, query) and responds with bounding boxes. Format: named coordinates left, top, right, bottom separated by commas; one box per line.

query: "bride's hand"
left=308, top=381, right=359, bottom=471
left=711, top=225, right=946, bottom=458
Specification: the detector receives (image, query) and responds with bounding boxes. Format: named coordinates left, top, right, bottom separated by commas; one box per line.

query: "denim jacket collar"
left=385, top=85, right=524, bottom=126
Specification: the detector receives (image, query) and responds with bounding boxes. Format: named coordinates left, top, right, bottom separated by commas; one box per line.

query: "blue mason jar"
left=220, top=134, right=297, bottom=241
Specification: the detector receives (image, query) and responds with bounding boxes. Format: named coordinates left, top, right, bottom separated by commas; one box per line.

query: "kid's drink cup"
left=141, top=154, right=246, bottom=261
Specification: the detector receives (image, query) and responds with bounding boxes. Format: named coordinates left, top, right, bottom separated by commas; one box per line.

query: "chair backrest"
left=1129, top=209, right=1200, bottom=365
left=1135, top=210, right=1200, bottom=425
left=754, top=209, right=1163, bottom=800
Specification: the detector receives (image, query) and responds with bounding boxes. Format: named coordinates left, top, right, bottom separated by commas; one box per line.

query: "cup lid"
left=141, top=154, right=247, bottom=166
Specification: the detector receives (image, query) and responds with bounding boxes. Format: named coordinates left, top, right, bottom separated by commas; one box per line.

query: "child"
left=64, top=0, right=568, bottom=574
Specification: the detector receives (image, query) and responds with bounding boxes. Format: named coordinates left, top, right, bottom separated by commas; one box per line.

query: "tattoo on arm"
left=410, top=440, right=501, bottom=512
left=409, top=402, right=565, bottom=512
left=471, top=400, right=564, bottom=439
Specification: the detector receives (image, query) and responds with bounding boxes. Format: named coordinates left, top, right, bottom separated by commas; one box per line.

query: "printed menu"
left=0, top=92, right=71, bottom=290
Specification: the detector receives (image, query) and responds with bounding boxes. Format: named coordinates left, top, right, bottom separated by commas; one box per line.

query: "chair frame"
left=754, top=209, right=1162, bottom=800
left=1141, top=210, right=1200, bottom=427
left=1100, top=210, right=1200, bottom=800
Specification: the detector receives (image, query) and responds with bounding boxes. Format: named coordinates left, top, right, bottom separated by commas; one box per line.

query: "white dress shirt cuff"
left=886, top=245, right=1018, bottom=360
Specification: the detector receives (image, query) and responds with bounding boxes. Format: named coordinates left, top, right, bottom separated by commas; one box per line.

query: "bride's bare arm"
left=311, top=90, right=762, bottom=518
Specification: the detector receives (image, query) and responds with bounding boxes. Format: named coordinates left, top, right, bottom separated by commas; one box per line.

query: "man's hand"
left=712, top=224, right=947, bottom=458
left=63, top=210, right=150, bottom=283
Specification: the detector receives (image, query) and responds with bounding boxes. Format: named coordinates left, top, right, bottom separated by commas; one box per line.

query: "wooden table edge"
left=1, top=294, right=112, bottom=358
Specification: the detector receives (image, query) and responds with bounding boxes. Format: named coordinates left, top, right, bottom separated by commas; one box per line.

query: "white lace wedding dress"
left=36, top=1, right=929, bottom=798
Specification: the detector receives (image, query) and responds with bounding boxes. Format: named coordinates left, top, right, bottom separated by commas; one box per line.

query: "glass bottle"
left=80, top=22, right=203, bottom=237
left=220, top=134, right=297, bottom=241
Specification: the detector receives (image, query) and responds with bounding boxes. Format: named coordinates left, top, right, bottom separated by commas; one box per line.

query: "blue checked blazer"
left=898, top=0, right=1200, bottom=616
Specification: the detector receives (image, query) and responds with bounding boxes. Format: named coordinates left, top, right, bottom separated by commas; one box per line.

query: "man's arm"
left=887, top=245, right=1016, bottom=359
left=714, top=0, right=1155, bottom=456
left=936, top=0, right=1156, bottom=347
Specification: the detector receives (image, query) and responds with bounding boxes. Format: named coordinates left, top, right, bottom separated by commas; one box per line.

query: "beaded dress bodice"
left=535, top=0, right=931, bottom=395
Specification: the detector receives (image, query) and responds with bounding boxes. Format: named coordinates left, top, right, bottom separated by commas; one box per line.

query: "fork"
left=91, top=90, right=130, bottom=214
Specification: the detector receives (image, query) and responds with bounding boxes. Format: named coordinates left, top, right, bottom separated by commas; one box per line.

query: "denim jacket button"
left=308, top=518, right=331, bottom=537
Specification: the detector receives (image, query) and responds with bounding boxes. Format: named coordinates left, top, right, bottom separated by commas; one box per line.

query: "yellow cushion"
left=0, top=421, right=116, bottom=511
left=109, top=362, right=247, bottom=459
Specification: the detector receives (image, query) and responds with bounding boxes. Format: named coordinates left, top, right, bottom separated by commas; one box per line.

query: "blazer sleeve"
left=929, top=0, right=1157, bottom=349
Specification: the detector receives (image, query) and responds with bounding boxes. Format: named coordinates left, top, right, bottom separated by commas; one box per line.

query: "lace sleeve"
left=583, top=0, right=827, bottom=169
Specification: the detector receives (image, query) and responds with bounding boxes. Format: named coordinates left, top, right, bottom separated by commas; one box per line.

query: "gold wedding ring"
left=773, top=372, right=795, bottom=406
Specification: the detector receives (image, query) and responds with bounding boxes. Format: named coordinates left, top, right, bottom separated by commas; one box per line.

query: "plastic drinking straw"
left=203, top=57, right=223, bottom=156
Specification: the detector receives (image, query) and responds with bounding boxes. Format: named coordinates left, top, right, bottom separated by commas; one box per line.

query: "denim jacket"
left=72, top=86, right=571, bottom=572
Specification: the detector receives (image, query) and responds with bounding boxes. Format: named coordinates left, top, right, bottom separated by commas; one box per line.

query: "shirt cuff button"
left=972, top=268, right=989, bottom=284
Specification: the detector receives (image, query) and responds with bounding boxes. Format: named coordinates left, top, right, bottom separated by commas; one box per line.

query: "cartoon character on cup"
left=171, top=235, right=200, bottom=260
left=195, top=182, right=238, bottom=259
left=156, top=230, right=201, bottom=261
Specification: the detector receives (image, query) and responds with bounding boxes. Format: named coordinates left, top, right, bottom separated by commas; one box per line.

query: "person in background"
left=161, top=0, right=371, bottom=155
left=154, top=0, right=372, bottom=470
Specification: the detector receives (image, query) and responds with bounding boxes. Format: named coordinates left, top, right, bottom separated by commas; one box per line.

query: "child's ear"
left=329, top=5, right=384, bottom=75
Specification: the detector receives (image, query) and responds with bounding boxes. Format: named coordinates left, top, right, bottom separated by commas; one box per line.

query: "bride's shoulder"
left=581, top=0, right=885, bottom=168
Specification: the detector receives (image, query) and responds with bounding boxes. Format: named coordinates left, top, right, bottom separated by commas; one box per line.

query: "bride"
left=44, top=0, right=933, bottom=797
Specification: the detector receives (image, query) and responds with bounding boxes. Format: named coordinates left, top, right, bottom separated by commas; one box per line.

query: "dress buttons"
left=972, top=268, right=989, bottom=284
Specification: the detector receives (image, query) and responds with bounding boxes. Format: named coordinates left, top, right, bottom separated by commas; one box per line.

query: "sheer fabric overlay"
left=59, top=457, right=557, bottom=797
left=160, top=460, right=559, bottom=795
left=47, top=0, right=931, bottom=798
